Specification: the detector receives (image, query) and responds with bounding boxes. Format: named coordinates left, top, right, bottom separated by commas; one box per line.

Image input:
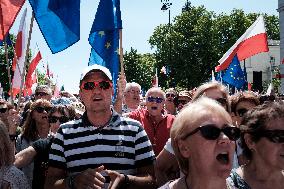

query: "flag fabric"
left=29, top=0, right=80, bottom=53
left=222, top=55, right=246, bottom=89
left=0, top=33, right=12, bottom=46
left=25, top=50, right=42, bottom=89
left=0, top=0, right=25, bottom=40
left=248, top=82, right=252, bottom=91
left=11, top=8, right=27, bottom=97
left=88, top=0, right=122, bottom=97
left=53, top=83, right=60, bottom=97
left=215, top=16, right=269, bottom=72
left=23, top=71, right=38, bottom=96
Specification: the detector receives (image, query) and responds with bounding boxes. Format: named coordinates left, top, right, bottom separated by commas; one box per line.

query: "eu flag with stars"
left=88, top=0, right=122, bottom=96
left=222, top=55, right=246, bottom=89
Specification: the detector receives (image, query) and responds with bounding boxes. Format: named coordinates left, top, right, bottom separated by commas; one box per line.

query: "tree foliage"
left=149, top=6, right=280, bottom=89
left=124, top=48, right=156, bottom=91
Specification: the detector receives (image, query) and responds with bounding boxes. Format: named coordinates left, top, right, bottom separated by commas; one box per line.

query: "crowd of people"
left=0, top=64, right=283, bottom=189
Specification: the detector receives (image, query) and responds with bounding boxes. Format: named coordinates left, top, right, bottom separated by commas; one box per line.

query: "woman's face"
left=179, top=112, right=235, bottom=179
left=251, top=118, right=284, bottom=171
left=32, top=105, right=50, bottom=125
left=49, top=111, right=67, bottom=134
left=203, top=88, right=228, bottom=111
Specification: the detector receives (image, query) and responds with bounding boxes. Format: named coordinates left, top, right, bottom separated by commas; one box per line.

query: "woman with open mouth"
left=228, top=101, right=284, bottom=189
left=159, top=97, right=240, bottom=189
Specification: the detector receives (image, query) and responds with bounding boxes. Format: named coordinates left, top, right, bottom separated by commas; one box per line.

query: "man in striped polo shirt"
left=45, top=65, right=156, bottom=189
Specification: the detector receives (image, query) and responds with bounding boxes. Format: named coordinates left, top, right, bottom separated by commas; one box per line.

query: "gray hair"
left=145, top=87, right=166, bottom=100
left=124, top=82, right=141, bottom=93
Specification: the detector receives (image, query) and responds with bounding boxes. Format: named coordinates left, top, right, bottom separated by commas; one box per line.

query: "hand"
left=105, top=170, right=125, bottom=189
left=116, top=72, right=126, bottom=99
left=7, top=109, right=20, bottom=134
left=74, top=165, right=106, bottom=189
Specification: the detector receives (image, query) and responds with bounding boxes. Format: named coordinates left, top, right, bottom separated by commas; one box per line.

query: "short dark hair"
left=240, top=101, right=284, bottom=160
left=230, top=91, right=260, bottom=114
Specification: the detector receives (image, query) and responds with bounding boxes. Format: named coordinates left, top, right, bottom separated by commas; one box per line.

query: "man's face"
left=0, top=103, right=8, bottom=122
left=146, top=91, right=165, bottom=116
left=79, top=71, right=113, bottom=113
left=124, top=86, right=140, bottom=106
left=35, top=90, right=52, bottom=101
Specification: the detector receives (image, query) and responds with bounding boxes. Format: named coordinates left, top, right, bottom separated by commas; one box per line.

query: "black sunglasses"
left=35, top=92, right=48, bottom=96
left=166, top=93, right=176, bottom=98
left=255, top=130, right=284, bottom=143
left=0, top=108, right=7, bottom=113
left=183, top=124, right=240, bottom=141
left=49, top=116, right=69, bottom=124
left=80, top=80, right=112, bottom=90
left=236, top=108, right=248, bottom=117
left=147, top=96, right=164, bottom=103
left=34, top=106, right=52, bottom=113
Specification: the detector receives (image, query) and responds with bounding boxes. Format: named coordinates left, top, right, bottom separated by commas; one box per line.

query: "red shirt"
left=129, top=108, right=175, bottom=156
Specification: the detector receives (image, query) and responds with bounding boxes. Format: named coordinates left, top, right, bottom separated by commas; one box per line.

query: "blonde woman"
left=160, top=97, right=240, bottom=189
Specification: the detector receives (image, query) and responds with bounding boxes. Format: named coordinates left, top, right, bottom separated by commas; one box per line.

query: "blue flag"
left=29, top=0, right=80, bottom=54
left=88, top=0, right=122, bottom=97
left=222, top=55, right=246, bottom=89
left=0, top=34, right=12, bottom=46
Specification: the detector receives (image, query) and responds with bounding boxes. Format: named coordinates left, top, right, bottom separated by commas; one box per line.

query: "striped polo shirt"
left=49, top=110, right=155, bottom=177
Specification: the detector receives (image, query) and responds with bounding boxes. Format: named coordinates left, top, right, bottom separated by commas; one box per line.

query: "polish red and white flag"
left=11, top=8, right=27, bottom=97
left=215, top=16, right=269, bottom=72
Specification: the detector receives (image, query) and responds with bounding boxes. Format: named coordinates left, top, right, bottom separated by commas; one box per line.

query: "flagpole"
left=17, top=13, right=35, bottom=112
left=119, top=29, right=124, bottom=74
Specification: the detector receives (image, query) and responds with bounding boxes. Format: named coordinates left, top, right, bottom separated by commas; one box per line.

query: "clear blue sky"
left=10, top=0, right=278, bottom=93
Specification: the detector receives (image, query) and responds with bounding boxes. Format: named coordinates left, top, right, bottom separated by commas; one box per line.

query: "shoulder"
left=3, top=166, right=31, bottom=188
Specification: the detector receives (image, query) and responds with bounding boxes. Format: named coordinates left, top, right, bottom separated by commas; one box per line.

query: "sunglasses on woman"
left=35, top=106, right=52, bottom=113
left=147, top=96, right=164, bottom=103
left=49, top=116, right=69, bottom=124
left=80, top=80, right=112, bottom=90
left=255, top=130, right=284, bottom=143
left=166, top=93, right=175, bottom=98
left=183, top=124, right=241, bottom=141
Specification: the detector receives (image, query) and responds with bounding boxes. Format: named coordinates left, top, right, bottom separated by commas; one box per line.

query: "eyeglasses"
left=183, top=124, right=240, bottom=141
left=147, top=96, right=164, bottom=103
left=236, top=108, right=248, bottom=117
left=35, top=92, right=48, bottom=96
left=166, top=93, right=176, bottom=98
left=255, top=130, right=284, bottom=143
left=34, top=106, right=52, bottom=113
left=80, top=80, right=112, bottom=90
left=215, top=98, right=227, bottom=106
left=178, top=100, right=188, bottom=105
left=49, top=116, right=69, bottom=124
left=0, top=108, right=7, bottom=113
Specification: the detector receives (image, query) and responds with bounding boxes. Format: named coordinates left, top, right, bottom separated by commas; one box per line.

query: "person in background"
left=164, top=88, right=177, bottom=115
left=45, top=64, right=156, bottom=189
left=15, top=105, right=73, bottom=189
left=175, top=90, right=191, bottom=112
left=122, top=82, right=141, bottom=113
left=0, top=121, right=30, bottom=189
left=16, top=99, right=52, bottom=185
left=34, top=85, right=52, bottom=101
left=230, top=91, right=260, bottom=165
left=228, top=101, right=284, bottom=189
left=127, top=87, right=175, bottom=156
left=160, top=97, right=240, bottom=188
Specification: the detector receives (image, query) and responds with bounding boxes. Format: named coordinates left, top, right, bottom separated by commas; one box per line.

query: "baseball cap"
left=80, top=64, right=112, bottom=81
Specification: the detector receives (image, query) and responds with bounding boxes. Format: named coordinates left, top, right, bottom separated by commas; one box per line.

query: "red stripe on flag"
left=216, top=33, right=268, bottom=72
left=25, top=51, right=42, bottom=88
left=0, top=0, right=25, bottom=40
